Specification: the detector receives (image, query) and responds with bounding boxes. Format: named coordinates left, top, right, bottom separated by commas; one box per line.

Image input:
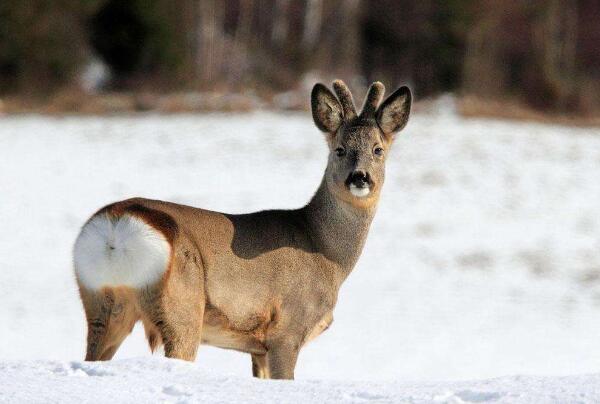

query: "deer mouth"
left=346, top=171, right=372, bottom=198
left=349, top=183, right=370, bottom=197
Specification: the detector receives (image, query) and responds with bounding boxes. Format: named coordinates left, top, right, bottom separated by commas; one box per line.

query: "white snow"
left=2, top=358, right=600, bottom=403
left=1, top=102, right=600, bottom=402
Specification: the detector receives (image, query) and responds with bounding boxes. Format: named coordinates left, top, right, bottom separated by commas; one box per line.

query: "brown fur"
left=76, top=80, right=412, bottom=379
left=96, top=201, right=179, bottom=244
left=79, top=286, right=140, bottom=361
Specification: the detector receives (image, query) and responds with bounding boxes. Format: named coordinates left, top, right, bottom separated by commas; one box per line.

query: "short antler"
left=360, top=82, right=385, bottom=118
left=332, top=80, right=357, bottom=120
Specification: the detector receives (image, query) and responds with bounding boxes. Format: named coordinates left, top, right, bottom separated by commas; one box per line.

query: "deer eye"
left=374, top=146, right=384, bottom=156
left=335, top=147, right=346, bottom=157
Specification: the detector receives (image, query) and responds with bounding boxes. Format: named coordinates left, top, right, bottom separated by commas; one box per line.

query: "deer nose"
left=348, top=170, right=369, bottom=188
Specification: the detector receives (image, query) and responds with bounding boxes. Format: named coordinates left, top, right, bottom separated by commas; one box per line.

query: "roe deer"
left=73, top=80, right=411, bottom=379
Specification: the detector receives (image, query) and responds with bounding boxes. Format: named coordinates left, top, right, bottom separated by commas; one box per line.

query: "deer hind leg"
left=251, top=353, right=269, bottom=379
left=140, top=254, right=204, bottom=361
left=142, top=290, right=204, bottom=361
left=141, top=315, right=163, bottom=354
left=81, top=287, right=139, bottom=361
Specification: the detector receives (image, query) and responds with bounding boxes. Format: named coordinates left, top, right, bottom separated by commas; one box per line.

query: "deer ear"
left=376, top=86, right=412, bottom=136
left=311, top=83, right=343, bottom=133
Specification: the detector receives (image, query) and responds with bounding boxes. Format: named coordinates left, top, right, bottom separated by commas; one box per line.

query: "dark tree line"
left=0, top=0, right=599, bottom=113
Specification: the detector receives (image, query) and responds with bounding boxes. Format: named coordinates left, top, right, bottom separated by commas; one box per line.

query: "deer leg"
left=251, top=353, right=269, bottom=379
left=143, top=292, right=204, bottom=361
left=81, top=288, right=139, bottom=361
left=265, top=338, right=300, bottom=380
left=141, top=257, right=204, bottom=361
left=159, top=317, right=202, bottom=361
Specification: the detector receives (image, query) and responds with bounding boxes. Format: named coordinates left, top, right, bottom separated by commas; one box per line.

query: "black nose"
left=348, top=170, right=369, bottom=188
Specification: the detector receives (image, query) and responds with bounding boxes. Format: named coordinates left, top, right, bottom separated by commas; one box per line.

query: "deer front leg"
left=266, top=338, right=300, bottom=380
left=251, top=353, right=269, bottom=379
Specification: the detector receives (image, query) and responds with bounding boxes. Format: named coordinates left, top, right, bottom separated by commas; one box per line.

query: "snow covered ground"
left=2, top=358, right=600, bottom=403
left=1, top=99, right=600, bottom=402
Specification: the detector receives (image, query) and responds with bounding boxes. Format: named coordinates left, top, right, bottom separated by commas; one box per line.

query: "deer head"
left=311, top=80, right=412, bottom=208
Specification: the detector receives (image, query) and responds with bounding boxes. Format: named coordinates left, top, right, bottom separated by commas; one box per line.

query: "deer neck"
left=303, top=176, right=378, bottom=283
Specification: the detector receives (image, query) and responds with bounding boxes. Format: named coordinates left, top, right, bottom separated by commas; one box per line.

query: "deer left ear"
left=376, top=86, right=412, bottom=137
left=311, top=83, right=344, bottom=133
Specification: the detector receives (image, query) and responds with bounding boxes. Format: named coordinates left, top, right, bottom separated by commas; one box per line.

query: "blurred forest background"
left=0, top=0, right=599, bottom=118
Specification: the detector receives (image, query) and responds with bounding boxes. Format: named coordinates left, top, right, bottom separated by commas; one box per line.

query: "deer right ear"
left=311, top=83, right=343, bottom=133
left=376, top=86, right=412, bottom=136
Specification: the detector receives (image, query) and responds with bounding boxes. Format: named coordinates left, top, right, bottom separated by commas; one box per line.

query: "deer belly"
left=201, top=305, right=268, bottom=354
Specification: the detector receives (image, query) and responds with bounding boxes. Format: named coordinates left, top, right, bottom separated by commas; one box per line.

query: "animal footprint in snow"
left=162, top=384, right=192, bottom=397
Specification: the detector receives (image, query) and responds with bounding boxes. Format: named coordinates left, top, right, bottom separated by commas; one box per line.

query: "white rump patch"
left=349, top=184, right=370, bottom=198
left=73, top=214, right=171, bottom=290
